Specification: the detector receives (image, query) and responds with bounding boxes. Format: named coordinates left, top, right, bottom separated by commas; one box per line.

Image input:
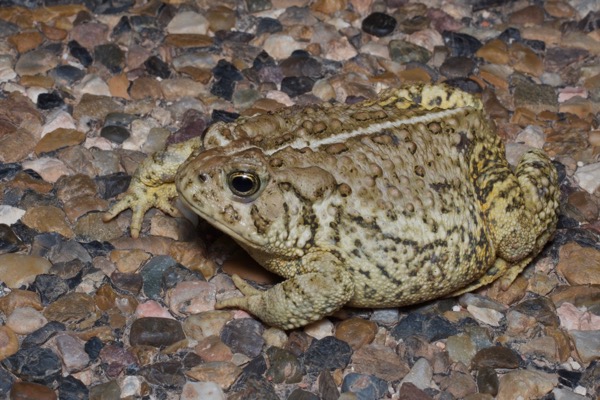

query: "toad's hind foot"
left=216, top=268, right=354, bottom=330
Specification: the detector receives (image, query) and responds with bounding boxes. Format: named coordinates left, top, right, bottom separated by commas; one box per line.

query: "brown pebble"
left=335, top=318, right=377, bottom=350
left=10, top=382, right=57, bottom=400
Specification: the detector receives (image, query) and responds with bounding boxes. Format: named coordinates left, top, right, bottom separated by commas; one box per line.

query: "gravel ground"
left=0, top=0, right=600, bottom=399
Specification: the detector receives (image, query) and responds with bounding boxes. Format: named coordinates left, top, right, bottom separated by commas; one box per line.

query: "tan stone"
left=185, top=361, right=242, bottom=389
left=170, top=241, right=217, bottom=279
left=335, top=318, right=377, bottom=350
left=35, top=128, right=86, bottom=155
left=352, top=344, right=410, bottom=381
left=129, top=77, right=163, bottom=100
left=544, top=0, right=576, bottom=18
left=557, top=242, right=600, bottom=285
left=22, top=205, right=74, bottom=238
left=476, top=39, right=510, bottom=65
left=397, top=68, right=432, bottom=83
left=20, top=74, right=55, bottom=88
left=164, top=34, right=213, bottom=48
left=108, top=73, right=131, bottom=99
left=109, top=249, right=151, bottom=273
left=510, top=42, right=543, bottom=77
left=0, top=254, right=52, bottom=289
left=195, top=335, right=233, bottom=362
left=0, top=326, right=19, bottom=361
left=311, top=0, right=347, bottom=14
left=0, top=289, right=43, bottom=315
left=40, top=22, right=68, bottom=41
left=8, top=31, right=43, bottom=53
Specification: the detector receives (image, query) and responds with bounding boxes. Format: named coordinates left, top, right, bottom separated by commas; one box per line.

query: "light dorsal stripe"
left=264, top=107, right=467, bottom=155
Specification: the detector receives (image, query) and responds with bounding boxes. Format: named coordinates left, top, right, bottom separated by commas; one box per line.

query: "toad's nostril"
left=198, top=173, right=209, bottom=183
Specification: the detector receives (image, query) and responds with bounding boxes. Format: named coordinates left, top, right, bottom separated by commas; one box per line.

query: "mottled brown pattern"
left=104, top=84, right=560, bottom=330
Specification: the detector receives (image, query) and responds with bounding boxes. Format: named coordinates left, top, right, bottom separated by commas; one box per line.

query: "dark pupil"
left=232, top=175, right=255, bottom=194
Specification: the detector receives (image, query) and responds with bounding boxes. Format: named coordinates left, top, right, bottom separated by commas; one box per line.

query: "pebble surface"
left=0, top=0, right=599, bottom=399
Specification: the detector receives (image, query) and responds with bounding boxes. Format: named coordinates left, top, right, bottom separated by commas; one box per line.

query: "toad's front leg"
left=103, top=137, right=202, bottom=237
left=216, top=252, right=354, bottom=330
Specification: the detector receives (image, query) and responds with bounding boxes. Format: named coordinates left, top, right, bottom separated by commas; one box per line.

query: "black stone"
left=94, top=43, right=125, bottom=73
left=167, top=110, right=205, bottom=145
left=33, top=274, right=69, bottom=304
left=2, top=347, right=62, bottom=384
left=0, top=162, right=22, bottom=181
left=214, top=30, right=254, bottom=44
left=229, top=372, right=278, bottom=400
left=68, top=40, right=92, bottom=67
left=280, top=52, right=323, bottom=79
left=181, top=352, right=203, bottom=369
left=341, top=373, right=388, bottom=400
left=139, top=255, right=179, bottom=299
left=37, top=91, right=64, bottom=110
left=281, top=76, right=314, bottom=97
left=83, top=0, right=134, bottom=15
left=111, top=271, right=143, bottom=294
left=266, top=347, right=302, bottom=384
left=443, top=78, right=482, bottom=94
left=129, top=15, right=157, bottom=31
left=512, top=297, right=560, bottom=327
left=391, top=313, right=458, bottom=342
left=59, top=375, right=89, bottom=400
left=50, top=259, right=85, bottom=283
left=80, top=240, right=115, bottom=258
left=162, top=263, right=205, bottom=291
left=288, top=389, right=319, bottom=400
left=49, top=65, right=85, bottom=86
left=0, top=367, right=15, bottom=397
left=256, top=17, right=283, bottom=35
left=243, top=355, right=268, bottom=376
left=581, top=361, right=600, bottom=395
left=211, top=109, right=240, bottom=124
left=21, top=321, right=66, bottom=349
left=318, top=370, right=340, bottom=400
left=498, top=27, right=521, bottom=43
left=112, top=16, right=131, bottom=36
left=100, top=125, right=130, bottom=144
left=557, top=369, right=582, bottom=389
left=476, top=367, right=499, bottom=396
left=129, top=317, right=186, bottom=347
left=303, top=336, right=352, bottom=373
left=0, top=224, right=24, bottom=254
left=221, top=318, right=265, bottom=358
left=578, top=11, right=600, bottom=33
left=211, top=59, right=244, bottom=100
left=522, top=39, right=545, bottom=53
left=442, top=31, right=482, bottom=57
left=471, top=0, right=513, bottom=12
left=439, top=56, right=475, bottom=78
left=46, top=238, right=92, bottom=265
left=84, top=337, right=104, bottom=361
left=252, top=50, right=277, bottom=70
left=96, top=172, right=131, bottom=200
left=144, top=55, right=171, bottom=79
left=472, top=346, right=521, bottom=369
left=0, top=20, right=19, bottom=38
left=362, top=12, right=397, bottom=37
left=104, top=112, right=136, bottom=127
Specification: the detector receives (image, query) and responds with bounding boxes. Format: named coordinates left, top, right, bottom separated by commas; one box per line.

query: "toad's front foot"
left=103, top=180, right=180, bottom=238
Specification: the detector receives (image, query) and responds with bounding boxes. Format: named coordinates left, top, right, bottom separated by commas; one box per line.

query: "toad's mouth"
left=177, top=191, right=266, bottom=248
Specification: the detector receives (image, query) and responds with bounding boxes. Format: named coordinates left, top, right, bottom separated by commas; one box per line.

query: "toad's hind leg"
left=465, top=148, right=560, bottom=292
left=216, top=252, right=354, bottom=330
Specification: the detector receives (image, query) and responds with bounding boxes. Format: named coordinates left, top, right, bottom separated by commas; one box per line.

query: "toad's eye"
left=227, top=171, right=260, bottom=197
